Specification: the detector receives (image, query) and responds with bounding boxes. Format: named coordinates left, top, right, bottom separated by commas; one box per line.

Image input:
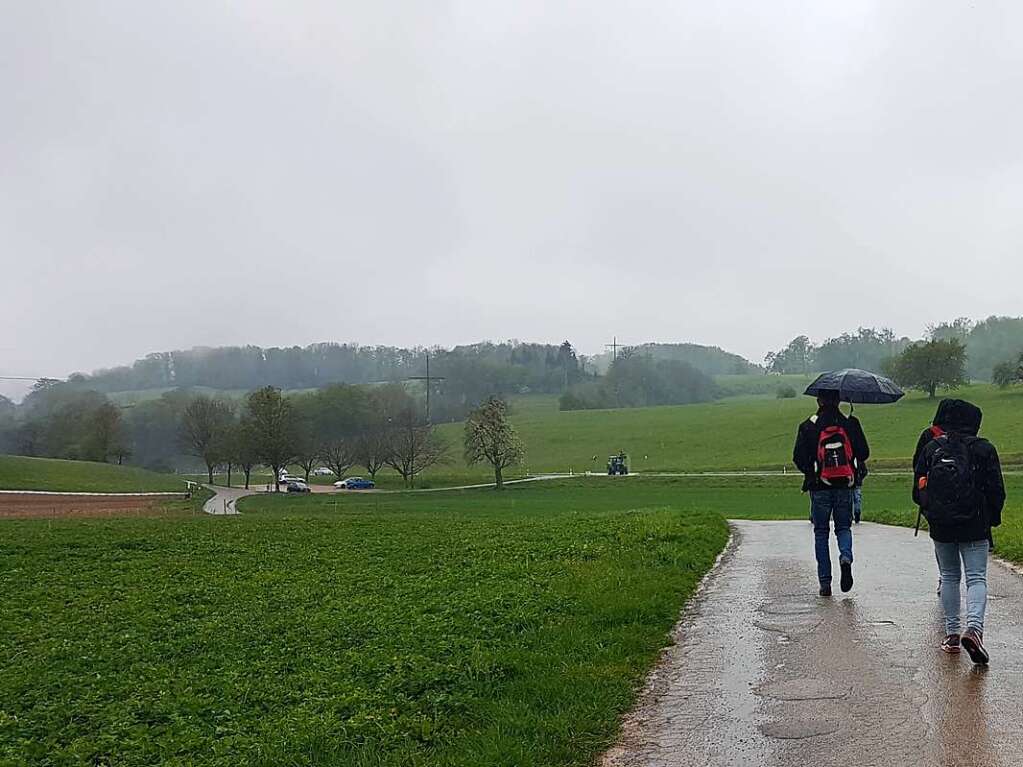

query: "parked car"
left=286, top=480, right=311, bottom=493
left=333, top=476, right=375, bottom=490
left=279, top=473, right=304, bottom=484
left=312, top=467, right=334, bottom=476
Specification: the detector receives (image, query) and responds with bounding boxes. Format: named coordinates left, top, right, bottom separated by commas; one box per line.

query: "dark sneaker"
left=819, top=584, right=832, bottom=597
left=961, top=629, right=990, bottom=665
left=840, top=560, right=853, bottom=592
left=941, top=634, right=961, bottom=654
left=854, top=515, right=861, bottom=524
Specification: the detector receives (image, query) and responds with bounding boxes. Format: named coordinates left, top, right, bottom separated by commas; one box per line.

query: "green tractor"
left=607, top=451, right=629, bottom=476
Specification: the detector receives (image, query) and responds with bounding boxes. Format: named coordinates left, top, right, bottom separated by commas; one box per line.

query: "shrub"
left=776, top=385, right=797, bottom=399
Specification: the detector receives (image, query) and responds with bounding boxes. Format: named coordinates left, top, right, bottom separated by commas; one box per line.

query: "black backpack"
left=924, top=434, right=981, bottom=526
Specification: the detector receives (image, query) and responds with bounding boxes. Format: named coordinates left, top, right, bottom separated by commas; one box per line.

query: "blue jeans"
left=810, top=489, right=854, bottom=585
left=934, top=540, right=988, bottom=635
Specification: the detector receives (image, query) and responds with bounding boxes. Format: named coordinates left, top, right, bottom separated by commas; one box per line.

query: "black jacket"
left=912, top=399, right=1005, bottom=543
left=793, top=407, right=870, bottom=492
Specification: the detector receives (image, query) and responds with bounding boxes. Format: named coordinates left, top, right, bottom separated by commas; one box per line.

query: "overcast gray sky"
left=3, top=1, right=1023, bottom=399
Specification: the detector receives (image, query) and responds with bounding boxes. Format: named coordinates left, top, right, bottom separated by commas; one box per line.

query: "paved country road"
left=202, top=485, right=254, bottom=515
left=603, top=521, right=1023, bottom=767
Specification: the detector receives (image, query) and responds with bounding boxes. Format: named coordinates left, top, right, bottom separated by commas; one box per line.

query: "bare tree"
left=355, top=429, right=390, bottom=480
left=179, top=396, right=235, bottom=483
left=463, top=397, right=524, bottom=489
left=384, top=408, right=448, bottom=488
left=321, top=437, right=358, bottom=480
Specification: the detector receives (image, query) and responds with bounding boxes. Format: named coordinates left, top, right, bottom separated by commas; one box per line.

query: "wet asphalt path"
left=603, top=521, right=1023, bottom=767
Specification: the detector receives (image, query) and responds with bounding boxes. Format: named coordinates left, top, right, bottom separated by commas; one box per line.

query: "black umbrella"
left=803, top=368, right=904, bottom=404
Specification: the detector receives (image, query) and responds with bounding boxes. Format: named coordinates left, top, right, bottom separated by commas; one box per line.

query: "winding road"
left=602, top=520, right=1023, bottom=767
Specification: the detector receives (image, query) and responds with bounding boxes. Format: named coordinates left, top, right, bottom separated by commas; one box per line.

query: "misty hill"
left=68, top=339, right=759, bottom=395
left=71, top=342, right=582, bottom=395
left=572, top=343, right=758, bottom=377
left=633, top=343, right=760, bottom=375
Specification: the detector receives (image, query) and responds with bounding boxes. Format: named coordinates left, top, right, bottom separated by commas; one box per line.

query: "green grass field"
left=0, top=455, right=188, bottom=493
left=455, top=383, right=1023, bottom=477
left=1, top=475, right=1020, bottom=765
left=0, top=479, right=728, bottom=767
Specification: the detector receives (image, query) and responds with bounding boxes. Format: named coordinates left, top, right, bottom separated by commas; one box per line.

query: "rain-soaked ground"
left=602, top=521, right=1023, bottom=767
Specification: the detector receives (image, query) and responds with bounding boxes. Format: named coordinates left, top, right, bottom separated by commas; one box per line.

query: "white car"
left=279, top=473, right=304, bottom=484
left=312, top=467, right=334, bottom=476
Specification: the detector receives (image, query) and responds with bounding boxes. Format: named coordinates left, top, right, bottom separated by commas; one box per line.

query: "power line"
left=406, top=352, right=446, bottom=424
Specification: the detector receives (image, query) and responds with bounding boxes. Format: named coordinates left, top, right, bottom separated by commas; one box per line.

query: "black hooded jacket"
left=912, top=399, right=1005, bottom=543
left=793, top=406, right=870, bottom=492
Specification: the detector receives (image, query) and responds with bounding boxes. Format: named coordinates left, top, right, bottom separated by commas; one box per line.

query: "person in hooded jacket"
left=794, top=390, right=870, bottom=597
left=913, top=399, right=1005, bottom=664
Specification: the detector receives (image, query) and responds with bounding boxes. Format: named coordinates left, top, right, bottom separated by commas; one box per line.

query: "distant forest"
left=764, top=317, right=1023, bottom=381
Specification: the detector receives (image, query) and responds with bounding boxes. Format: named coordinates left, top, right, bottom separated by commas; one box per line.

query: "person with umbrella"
left=793, top=369, right=898, bottom=596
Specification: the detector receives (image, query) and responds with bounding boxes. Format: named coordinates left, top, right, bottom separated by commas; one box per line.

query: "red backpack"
left=929, top=424, right=945, bottom=439
left=817, top=425, right=856, bottom=486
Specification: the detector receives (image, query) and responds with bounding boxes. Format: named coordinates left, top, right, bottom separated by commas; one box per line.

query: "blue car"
left=333, top=476, right=376, bottom=490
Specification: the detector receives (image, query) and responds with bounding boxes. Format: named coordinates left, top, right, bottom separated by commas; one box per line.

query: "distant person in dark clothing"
left=793, top=390, right=870, bottom=597
left=913, top=399, right=1005, bottom=664
left=853, top=462, right=868, bottom=523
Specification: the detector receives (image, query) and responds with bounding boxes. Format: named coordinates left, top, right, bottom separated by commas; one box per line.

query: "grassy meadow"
left=0, top=455, right=188, bottom=493
left=466, top=382, right=1023, bottom=476
left=1, top=479, right=729, bottom=767
left=1, top=472, right=1020, bottom=765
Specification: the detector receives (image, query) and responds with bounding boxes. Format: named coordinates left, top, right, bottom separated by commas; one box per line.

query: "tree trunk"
left=226, top=463, right=232, bottom=487
left=494, top=463, right=503, bottom=490
left=207, top=463, right=214, bottom=484
left=244, top=468, right=251, bottom=490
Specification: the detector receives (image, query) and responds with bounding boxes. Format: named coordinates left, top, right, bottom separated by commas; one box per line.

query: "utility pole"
left=605, top=336, right=619, bottom=363
left=406, top=351, right=446, bottom=424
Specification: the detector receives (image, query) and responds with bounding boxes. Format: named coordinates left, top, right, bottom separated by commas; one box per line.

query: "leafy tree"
left=84, top=402, right=127, bottom=463
left=463, top=397, right=524, bottom=489
left=179, top=396, right=235, bottom=483
left=289, top=393, right=322, bottom=482
left=228, top=418, right=261, bottom=489
left=929, top=317, right=974, bottom=342
left=961, top=316, right=1023, bottom=379
left=312, top=384, right=370, bottom=479
left=384, top=408, right=448, bottom=488
left=765, top=336, right=815, bottom=374
left=884, top=339, right=968, bottom=398
left=245, top=386, right=297, bottom=491
left=992, top=353, right=1023, bottom=388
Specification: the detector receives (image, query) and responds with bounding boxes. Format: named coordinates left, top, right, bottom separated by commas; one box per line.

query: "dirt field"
left=0, top=493, right=180, bottom=520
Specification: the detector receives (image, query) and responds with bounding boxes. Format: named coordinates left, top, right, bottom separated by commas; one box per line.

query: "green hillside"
left=0, top=455, right=187, bottom=493
left=441, top=383, right=1023, bottom=476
